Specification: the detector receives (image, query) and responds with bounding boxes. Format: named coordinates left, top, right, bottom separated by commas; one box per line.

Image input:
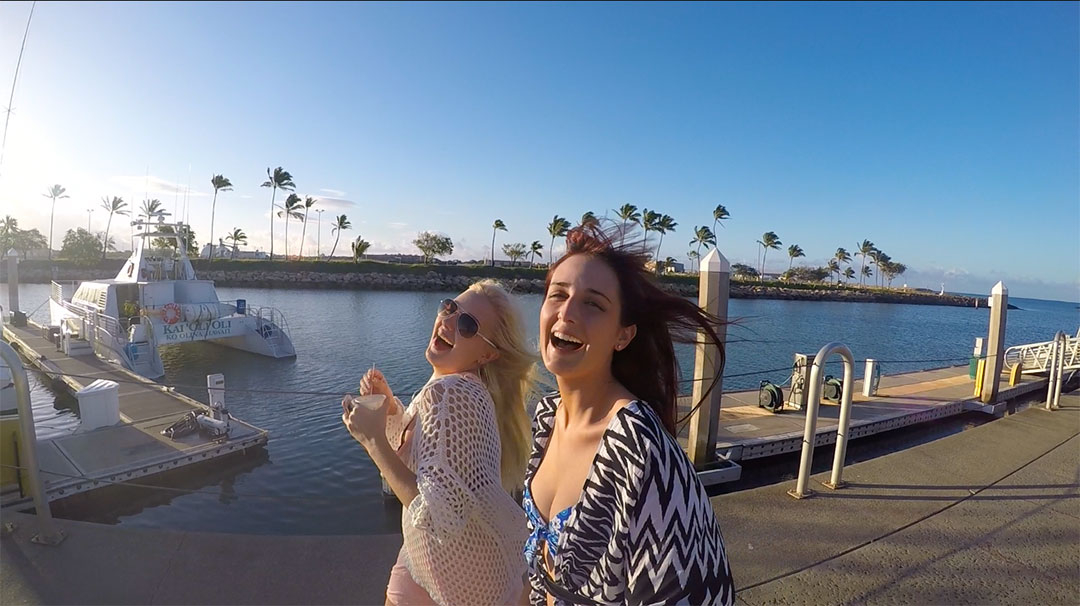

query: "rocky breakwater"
left=5, top=262, right=986, bottom=308
left=201, top=269, right=550, bottom=294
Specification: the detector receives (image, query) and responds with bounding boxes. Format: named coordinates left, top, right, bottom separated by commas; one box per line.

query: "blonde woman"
left=342, top=279, right=536, bottom=606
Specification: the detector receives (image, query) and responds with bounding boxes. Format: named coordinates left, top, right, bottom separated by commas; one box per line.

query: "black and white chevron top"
left=524, top=394, right=735, bottom=606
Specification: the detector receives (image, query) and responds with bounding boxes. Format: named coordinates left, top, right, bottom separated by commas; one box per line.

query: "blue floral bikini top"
left=522, top=484, right=573, bottom=569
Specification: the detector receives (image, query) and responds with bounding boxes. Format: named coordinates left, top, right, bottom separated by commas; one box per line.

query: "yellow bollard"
left=973, top=358, right=986, bottom=397
left=1009, top=361, right=1023, bottom=386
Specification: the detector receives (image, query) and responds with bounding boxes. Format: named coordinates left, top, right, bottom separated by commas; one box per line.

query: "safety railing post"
left=1046, top=333, right=1061, bottom=410
left=1052, top=332, right=1066, bottom=410
left=825, top=353, right=856, bottom=489
left=789, top=342, right=854, bottom=499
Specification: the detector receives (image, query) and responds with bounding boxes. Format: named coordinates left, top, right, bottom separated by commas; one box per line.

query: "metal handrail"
left=1046, top=332, right=1067, bottom=410
left=0, top=341, right=65, bottom=544
left=1006, top=329, right=1080, bottom=373
left=789, top=342, right=856, bottom=499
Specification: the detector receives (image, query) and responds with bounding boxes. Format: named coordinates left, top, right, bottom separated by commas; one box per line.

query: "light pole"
left=315, top=209, right=325, bottom=259
left=86, top=208, right=94, bottom=232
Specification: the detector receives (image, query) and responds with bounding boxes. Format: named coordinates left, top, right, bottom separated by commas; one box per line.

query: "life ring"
left=162, top=303, right=182, bottom=325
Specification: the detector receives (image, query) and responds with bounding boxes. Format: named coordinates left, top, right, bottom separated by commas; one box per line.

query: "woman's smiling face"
left=540, top=254, right=636, bottom=382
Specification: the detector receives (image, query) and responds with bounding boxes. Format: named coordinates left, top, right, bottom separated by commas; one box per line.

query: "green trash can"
left=968, top=355, right=985, bottom=379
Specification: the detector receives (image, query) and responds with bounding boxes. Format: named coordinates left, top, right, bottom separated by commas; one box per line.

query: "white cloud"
left=388, top=222, right=408, bottom=229
left=319, top=188, right=346, bottom=197
left=109, top=175, right=210, bottom=199
left=311, top=196, right=356, bottom=211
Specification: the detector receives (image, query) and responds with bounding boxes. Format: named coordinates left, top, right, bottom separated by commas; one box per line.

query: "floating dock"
left=2, top=321, right=268, bottom=508
left=677, top=365, right=1047, bottom=479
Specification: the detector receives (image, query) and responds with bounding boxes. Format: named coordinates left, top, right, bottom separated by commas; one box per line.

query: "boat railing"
left=245, top=305, right=292, bottom=341
left=50, top=280, right=82, bottom=303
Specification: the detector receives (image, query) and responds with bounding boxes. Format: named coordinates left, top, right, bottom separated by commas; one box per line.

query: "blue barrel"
left=236, top=299, right=246, bottom=315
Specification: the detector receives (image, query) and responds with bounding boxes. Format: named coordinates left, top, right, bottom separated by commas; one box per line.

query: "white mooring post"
left=0, top=342, right=66, bottom=544
left=980, top=282, right=1008, bottom=404
left=5, top=248, right=18, bottom=320
left=862, top=359, right=879, bottom=397
left=688, top=248, right=729, bottom=468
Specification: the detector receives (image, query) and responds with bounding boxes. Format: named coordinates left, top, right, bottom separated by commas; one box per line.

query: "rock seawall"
left=4, top=264, right=987, bottom=308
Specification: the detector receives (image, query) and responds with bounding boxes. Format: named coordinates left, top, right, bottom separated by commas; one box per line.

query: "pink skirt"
left=385, top=547, right=439, bottom=606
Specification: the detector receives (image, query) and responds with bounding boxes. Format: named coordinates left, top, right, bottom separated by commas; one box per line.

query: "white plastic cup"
left=351, top=394, right=386, bottom=411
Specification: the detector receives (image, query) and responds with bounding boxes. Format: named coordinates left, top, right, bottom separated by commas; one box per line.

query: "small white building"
left=200, top=242, right=267, bottom=260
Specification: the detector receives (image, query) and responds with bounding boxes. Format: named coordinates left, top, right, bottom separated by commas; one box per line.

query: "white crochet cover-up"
left=385, top=372, right=527, bottom=606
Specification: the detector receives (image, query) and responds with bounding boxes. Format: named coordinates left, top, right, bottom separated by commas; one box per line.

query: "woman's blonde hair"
left=469, top=279, right=539, bottom=494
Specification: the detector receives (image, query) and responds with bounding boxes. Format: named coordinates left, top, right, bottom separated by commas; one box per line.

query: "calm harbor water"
left=3, top=282, right=1077, bottom=535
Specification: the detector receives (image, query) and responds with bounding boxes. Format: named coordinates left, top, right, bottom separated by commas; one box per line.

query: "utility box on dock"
left=77, top=380, right=120, bottom=430
left=788, top=353, right=813, bottom=410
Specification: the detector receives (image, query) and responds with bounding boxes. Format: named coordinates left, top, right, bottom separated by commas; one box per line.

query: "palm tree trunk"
left=209, top=189, right=218, bottom=261
left=48, top=200, right=55, bottom=260
left=762, top=249, right=769, bottom=281
left=284, top=216, right=289, bottom=260
left=330, top=232, right=341, bottom=258
left=299, top=209, right=308, bottom=259
left=268, top=186, right=277, bottom=261
left=491, top=229, right=496, bottom=267
left=549, top=236, right=555, bottom=264
left=789, top=257, right=793, bottom=271
left=102, top=212, right=113, bottom=261
left=859, top=256, right=866, bottom=285
left=654, top=233, right=664, bottom=266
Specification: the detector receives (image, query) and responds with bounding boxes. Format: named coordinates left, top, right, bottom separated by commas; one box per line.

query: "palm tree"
left=884, top=262, right=906, bottom=287
left=856, top=239, right=875, bottom=285
left=261, top=167, right=296, bottom=260
left=329, top=214, right=351, bottom=258
left=208, top=175, right=233, bottom=261
left=614, top=203, right=640, bottom=244
left=834, top=247, right=852, bottom=272
left=786, top=244, right=805, bottom=271
left=0, top=215, right=18, bottom=254
left=653, top=214, right=677, bottom=266
left=137, top=198, right=168, bottom=249
left=861, top=265, right=873, bottom=283
left=99, top=196, right=128, bottom=260
left=43, top=184, right=69, bottom=260
left=298, top=196, right=317, bottom=259
left=546, top=215, right=571, bottom=264
left=687, top=249, right=700, bottom=273
left=580, top=211, right=598, bottom=228
left=502, top=242, right=526, bottom=266
left=529, top=240, right=543, bottom=268
left=276, top=193, right=305, bottom=259
left=351, top=236, right=371, bottom=262
left=225, top=227, right=247, bottom=258
left=711, top=204, right=730, bottom=243
left=640, top=209, right=660, bottom=254
left=758, top=231, right=782, bottom=278
left=827, top=259, right=841, bottom=283
left=490, top=219, right=507, bottom=267
left=689, top=226, right=716, bottom=268
left=843, top=267, right=855, bottom=283
left=872, top=251, right=891, bottom=288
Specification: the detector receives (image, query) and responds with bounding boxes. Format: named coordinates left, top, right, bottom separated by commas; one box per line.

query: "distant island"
left=3, top=258, right=1004, bottom=309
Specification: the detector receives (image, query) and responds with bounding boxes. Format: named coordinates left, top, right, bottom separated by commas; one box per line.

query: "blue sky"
left=1, top=1, right=1077, bottom=301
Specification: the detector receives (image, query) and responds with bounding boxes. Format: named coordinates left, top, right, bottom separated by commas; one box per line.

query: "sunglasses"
left=438, top=299, right=499, bottom=350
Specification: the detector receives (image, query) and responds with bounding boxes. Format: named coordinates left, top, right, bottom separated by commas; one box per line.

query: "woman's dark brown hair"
left=545, top=222, right=726, bottom=436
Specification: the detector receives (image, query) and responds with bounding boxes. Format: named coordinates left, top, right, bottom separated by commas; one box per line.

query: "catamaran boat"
left=48, top=220, right=295, bottom=379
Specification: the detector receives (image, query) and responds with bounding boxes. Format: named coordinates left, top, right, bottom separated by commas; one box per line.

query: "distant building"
left=200, top=242, right=268, bottom=260
left=645, top=260, right=686, bottom=274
